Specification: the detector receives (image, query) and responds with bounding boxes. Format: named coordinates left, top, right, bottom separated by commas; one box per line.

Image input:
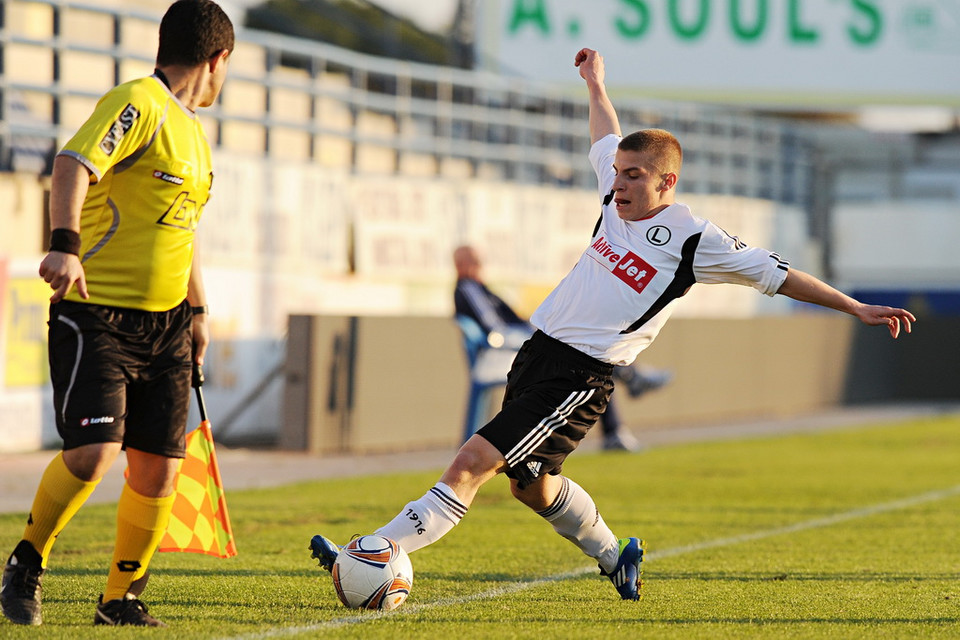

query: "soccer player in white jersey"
left=310, top=48, right=916, bottom=601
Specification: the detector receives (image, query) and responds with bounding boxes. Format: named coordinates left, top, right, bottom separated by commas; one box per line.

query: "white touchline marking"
left=220, top=484, right=960, bottom=639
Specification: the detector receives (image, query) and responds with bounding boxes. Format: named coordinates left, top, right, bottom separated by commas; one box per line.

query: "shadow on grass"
left=40, top=566, right=323, bottom=580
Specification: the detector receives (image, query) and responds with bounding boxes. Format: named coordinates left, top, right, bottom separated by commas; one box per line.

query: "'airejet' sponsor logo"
left=587, top=236, right=657, bottom=294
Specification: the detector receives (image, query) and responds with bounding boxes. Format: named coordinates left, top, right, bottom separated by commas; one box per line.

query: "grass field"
left=1, top=414, right=958, bottom=639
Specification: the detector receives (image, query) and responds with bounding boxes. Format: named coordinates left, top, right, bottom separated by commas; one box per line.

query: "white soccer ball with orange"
left=331, top=535, right=413, bottom=611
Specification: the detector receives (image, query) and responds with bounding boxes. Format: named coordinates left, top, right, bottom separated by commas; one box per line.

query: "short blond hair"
left=619, top=129, right=683, bottom=175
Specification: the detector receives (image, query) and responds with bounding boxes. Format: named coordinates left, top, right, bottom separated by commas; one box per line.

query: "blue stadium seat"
left=455, top=315, right=517, bottom=442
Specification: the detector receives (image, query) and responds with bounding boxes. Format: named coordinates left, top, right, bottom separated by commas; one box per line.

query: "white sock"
left=537, top=476, right=620, bottom=573
left=375, top=482, right=467, bottom=554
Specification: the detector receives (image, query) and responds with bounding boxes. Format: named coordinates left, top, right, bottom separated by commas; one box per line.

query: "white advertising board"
left=478, top=0, right=960, bottom=107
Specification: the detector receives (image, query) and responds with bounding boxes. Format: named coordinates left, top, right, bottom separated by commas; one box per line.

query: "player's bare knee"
left=509, top=477, right=528, bottom=502
left=445, top=451, right=487, bottom=481
left=62, top=442, right=121, bottom=481
left=510, top=476, right=551, bottom=511
left=441, top=437, right=504, bottom=485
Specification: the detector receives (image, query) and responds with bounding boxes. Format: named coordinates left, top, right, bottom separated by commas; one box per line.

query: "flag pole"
left=153, top=362, right=238, bottom=558
left=193, top=364, right=208, bottom=423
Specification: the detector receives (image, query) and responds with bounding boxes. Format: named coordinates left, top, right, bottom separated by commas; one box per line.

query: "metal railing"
left=0, top=0, right=814, bottom=204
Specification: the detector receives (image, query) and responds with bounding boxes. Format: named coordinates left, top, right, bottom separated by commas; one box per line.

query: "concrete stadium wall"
left=0, top=173, right=46, bottom=258
left=3, top=166, right=957, bottom=453
left=280, top=313, right=945, bottom=455
left=282, top=315, right=468, bottom=454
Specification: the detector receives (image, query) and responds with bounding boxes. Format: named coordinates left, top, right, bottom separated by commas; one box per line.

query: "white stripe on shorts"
left=504, top=389, right=595, bottom=467
left=56, top=314, right=84, bottom=424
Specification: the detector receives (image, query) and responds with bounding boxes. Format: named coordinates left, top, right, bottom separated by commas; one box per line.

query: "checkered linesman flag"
left=126, top=366, right=238, bottom=558
left=158, top=414, right=237, bottom=558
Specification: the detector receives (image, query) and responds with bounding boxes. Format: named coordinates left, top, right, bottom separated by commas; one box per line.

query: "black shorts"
left=478, top=330, right=614, bottom=490
left=48, top=299, right=193, bottom=458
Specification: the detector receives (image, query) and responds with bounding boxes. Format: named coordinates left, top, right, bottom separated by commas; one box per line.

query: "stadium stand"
left=0, top=0, right=818, bottom=200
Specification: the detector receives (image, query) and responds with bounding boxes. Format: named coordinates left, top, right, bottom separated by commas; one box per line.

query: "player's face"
left=611, top=149, right=674, bottom=221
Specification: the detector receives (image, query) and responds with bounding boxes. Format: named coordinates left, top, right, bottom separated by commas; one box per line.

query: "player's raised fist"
left=575, top=48, right=605, bottom=84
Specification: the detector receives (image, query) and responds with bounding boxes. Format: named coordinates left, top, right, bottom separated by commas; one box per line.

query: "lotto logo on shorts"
left=80, top=416, right=116, bottom=427
left=588, top=236, right=657, bottom=294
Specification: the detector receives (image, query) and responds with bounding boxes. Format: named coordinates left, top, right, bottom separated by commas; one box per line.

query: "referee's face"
left=611, top=149, right=675, bottom=221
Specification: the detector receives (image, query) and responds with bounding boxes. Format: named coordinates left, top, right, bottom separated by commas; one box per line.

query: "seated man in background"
left=452, top=245, right=670, bottom=451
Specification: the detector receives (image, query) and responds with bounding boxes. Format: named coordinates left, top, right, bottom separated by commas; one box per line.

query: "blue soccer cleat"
left=600, top=537, right=645, bottom=600
left=309, top=535, right=341, bottom=572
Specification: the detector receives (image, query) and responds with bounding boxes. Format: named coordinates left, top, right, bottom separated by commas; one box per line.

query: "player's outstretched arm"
left=574, top=48, right=621, bottom=143
left=776, top=269, right=915, bottom=339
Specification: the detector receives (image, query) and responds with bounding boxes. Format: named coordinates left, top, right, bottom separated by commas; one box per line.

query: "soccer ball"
left=331, top=535, right=413, bottom=611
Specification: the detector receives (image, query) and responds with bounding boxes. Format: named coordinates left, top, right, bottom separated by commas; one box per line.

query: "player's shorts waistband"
left=529, top=330, right=615, bottom=377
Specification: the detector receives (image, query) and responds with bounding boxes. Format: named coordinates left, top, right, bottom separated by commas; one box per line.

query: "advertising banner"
left=478, top=0, right=960, bottom=107
left=4, top=276, right=50, bottom=387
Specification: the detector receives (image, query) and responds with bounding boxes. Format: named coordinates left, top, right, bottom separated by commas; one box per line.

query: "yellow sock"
left=103, top=484, right=174, bottom=602
left=22, top=452, right=100, bottom=566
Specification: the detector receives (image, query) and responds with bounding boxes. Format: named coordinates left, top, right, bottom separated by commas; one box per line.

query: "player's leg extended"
left=375, top=434, right=506, bottom=552
left=310, top=435, right=505, bottom=571
left=516, top=474, right=645, bottom=601
left=311, top=434, right=506, bottom=570
left=514, top=474, right=620, bottom=568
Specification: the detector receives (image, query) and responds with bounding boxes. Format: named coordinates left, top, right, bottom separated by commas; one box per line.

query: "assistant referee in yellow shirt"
left=2, top=0, right=233, bottom=627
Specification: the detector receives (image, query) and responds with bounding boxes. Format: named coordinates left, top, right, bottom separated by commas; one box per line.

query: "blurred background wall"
left=1, top=0, right=957, bottom=452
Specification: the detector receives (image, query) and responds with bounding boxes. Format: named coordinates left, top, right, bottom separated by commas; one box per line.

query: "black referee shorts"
left=47, top=299, right=193, bottom=458
left=478, top=330, right=615, bottom=490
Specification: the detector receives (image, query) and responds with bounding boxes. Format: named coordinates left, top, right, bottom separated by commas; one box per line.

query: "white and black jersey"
left=530, top=134, right=789, bottom=365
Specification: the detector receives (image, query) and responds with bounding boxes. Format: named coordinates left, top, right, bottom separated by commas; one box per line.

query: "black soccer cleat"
left=94, top=594, right=166, bottom=627
left=309, top=534, right=341, bottom=572
left=1, top=540, right=45, bottom=625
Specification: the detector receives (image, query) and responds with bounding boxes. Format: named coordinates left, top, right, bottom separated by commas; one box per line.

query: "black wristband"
left=191, top=305, right=209, bottom=316
left=49, top=228, right=81, bottom=255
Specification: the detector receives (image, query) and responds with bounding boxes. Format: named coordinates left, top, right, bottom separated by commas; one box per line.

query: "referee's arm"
left=40, top=155, right=91, bottom=302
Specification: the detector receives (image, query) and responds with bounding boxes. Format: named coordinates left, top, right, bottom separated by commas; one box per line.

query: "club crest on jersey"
left=98, top=104, right=139, bottom=155
left=588, top=236, right=657, bottom=295
left=646, top=225, right=671, bottom=246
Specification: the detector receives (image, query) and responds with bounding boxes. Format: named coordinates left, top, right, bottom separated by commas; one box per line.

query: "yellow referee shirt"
left=59, top=75, right=213, bottom=311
